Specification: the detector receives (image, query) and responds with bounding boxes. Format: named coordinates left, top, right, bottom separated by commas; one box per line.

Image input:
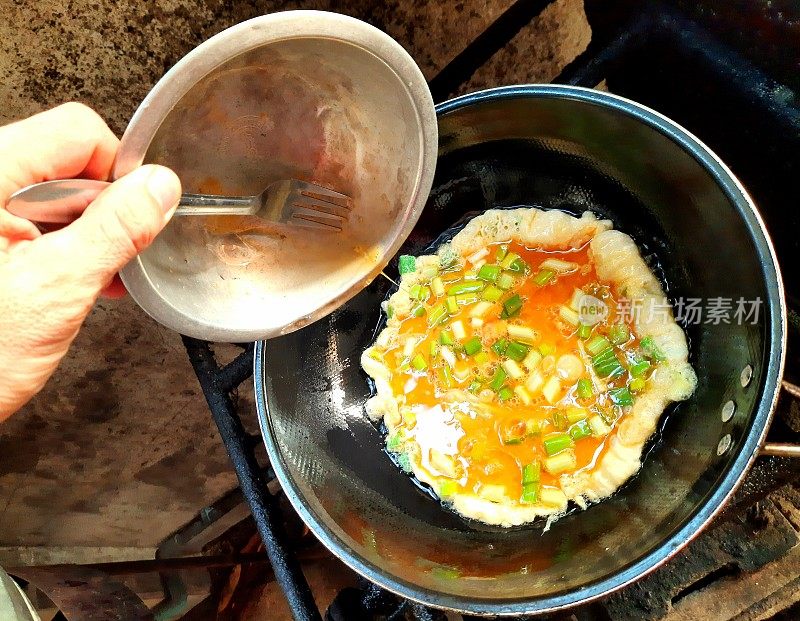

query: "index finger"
left=0, top=102, right=119, bottom=205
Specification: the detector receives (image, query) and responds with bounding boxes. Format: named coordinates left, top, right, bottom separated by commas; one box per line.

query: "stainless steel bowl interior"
left=114, top=11, right=437, bottom=341
left=256, top=86, right=784, bottom=615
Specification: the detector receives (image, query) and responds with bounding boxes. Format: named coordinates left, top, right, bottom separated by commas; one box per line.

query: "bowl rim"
left=114, top=10, right=438, bottom=341
left=255, top=84, right=786, bottom=615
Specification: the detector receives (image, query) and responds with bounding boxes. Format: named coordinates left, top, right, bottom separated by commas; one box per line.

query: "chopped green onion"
left=464, top=336, right=482, bottom=356
left=507, top=324, right=537, bottom=343
left=421, top=265, right=439, bottom=279
left=501, top=294, right=524, bottom=318
left=497, top=272, right=515, bottom=290
left=386, top=304, right=394, bottom=319
left=447, top=280, right=484, bottom=296
left=386, top=431, right=405, bottom=451
left=508, top=258, right=528, bottom=273
left=438, top=365, right=453, bottom=388
left=398, top=255, right=416, bottom=274
left=592, top=348, right=625, bottom=378
left=522, top=462, right=541, bottom=485
left=540, top=258, right=578, bottom=273
left=451, top=320, right=466, bottom=340
left=410, top=353, right=427, bottom=370
left=630, top=377, right=646, bottom=392
left=481, top=284, right=504, bottom=302
left=428, top=304, right=448, bottom=326
left=608, top=386, right=634, bottom=406
left=586, top=335, right=612, bottom=356
left=576, top=378, right=593, bottom=399
left=552, top=410, right=568, bottom=431
left=456, top=293, right=480, bottom=305
left=532, top=269, right=555, bottom=286
left=544, top=449, right=577, bottom=474
left=505, top=341, right=529, bottom=362
left=608, top=323, right=630, bottom=345
left=467, top=379, right=482, bottom=393
left=497, top=386, right=514, bottom=401
left=520, top=482, right=539, bottom=503
left=559, top=305, right=581, bottom=326
left=629, top=359, right=651, bottom=377
left=496, top=244, right=509, bottom=261
left=577, top=323, right=592, bottom=339
left=429, top=341, right=438, bottom=357
left=569, top=419, right=593, bottom=440
left=543, top=433, right=573, bottom=456
left=431, top=277, right=445, bottom=297
left=439, top=329, right=454, bottom=345
left=397, top=452, right=412, bottom=472
left=565, top=407, right=587, bottom=424
left=489, top=367, right=507, bottom=392
left=500, top=252, right=520, bottom=269
left=474, top=351, right=489, bottom=365
left=525, top=418, right=543, bottom=436
left=492, top=338, right=509, bottom=356
left=439, top=480, right=459, bottom=497
left=640, top=336, right=666, bottom=361
left=538, top=342, right=555, bottom=357
left=445, top=296, right=458, bottom=314
left=411, top=305, right=426, bottom=317
left=477, top=264, right=501, bottom=282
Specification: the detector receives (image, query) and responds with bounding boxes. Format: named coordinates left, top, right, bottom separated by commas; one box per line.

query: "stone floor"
left=0, top=0, right=589, bottom=567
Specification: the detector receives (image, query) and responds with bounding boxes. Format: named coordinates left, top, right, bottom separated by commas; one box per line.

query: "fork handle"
left=176, top=193, right=259, bottom=216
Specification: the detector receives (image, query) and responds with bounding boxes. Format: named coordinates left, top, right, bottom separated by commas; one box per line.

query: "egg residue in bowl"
left=361, top=208, right=697, bottom=526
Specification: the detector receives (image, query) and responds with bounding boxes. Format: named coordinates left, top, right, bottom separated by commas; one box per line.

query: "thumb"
left=52, top=164, right=181, bottom=289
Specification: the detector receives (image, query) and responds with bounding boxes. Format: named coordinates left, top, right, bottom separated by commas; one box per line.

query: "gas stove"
left=182, top=2, right=800, bottom=619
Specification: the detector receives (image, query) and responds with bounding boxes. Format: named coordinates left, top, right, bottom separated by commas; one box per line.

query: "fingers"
left=47, top=164, right=181, bottom=292
left=0, top=102, right=119, bottom=204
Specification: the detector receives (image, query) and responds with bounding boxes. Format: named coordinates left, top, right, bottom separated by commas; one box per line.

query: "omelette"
left=361, top=208, right=697, bottom=526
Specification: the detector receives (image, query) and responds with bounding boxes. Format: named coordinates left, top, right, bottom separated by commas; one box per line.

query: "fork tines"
left=290, top=184, right=353, bottom=232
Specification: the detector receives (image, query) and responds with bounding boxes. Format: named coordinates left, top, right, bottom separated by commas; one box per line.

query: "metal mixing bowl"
left=113, top=11, right=437, bottom=341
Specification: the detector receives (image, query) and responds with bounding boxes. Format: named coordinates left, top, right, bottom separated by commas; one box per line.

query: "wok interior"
left=261, top=95, right=770, bottom=603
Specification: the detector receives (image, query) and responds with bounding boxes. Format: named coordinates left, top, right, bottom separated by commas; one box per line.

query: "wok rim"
left=255, top=84, right=786, bottom=615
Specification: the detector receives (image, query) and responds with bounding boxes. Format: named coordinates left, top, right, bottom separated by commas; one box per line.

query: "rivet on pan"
left=740, top=365, right=753, bottom=387
left=717, top=434, right=732, bottom=456
left=721, top=400, right=736, bottom=422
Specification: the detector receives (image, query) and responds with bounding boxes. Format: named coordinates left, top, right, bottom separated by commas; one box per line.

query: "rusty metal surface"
left=601, top=491, right=800, bottom=621
left=8, top=565, right=153, bottom=621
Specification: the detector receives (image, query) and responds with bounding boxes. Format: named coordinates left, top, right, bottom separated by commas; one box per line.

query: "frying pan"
left=254, top=85, right=793, bottom=615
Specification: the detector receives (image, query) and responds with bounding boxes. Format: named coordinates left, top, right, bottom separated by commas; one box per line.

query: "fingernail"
left=146, top=166, right=181, bottom=215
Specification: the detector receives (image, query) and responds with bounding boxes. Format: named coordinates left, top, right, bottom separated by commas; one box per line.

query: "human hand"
left=0, top=103, right=181, bottom=421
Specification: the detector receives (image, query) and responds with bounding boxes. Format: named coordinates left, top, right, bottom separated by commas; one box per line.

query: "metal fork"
left=6, top=178, right=353, bottom=232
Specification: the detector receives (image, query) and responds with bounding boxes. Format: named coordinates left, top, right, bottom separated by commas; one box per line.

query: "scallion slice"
left=464, top=336, right=482, bottom=356
left=491, top=339, right=509, bottom=356
left=447, top=280, right=485, bottom=296
left=489, top=367, right=507, bottom=392
left=592, top=349, right=625, bottom=378
left=497, top=272, right=515, bottom=290
left=445, top=296, right=458, bottom=315
left=500, top=252, right=520, bottom=269
left=629, top=359, right=651, bottom=377
left=501, top=294, right=523, bottom=318
left=608, top=386, right=634, bottom=406
left=431, top=277, right=445, bottom=297
left=576, top=378, right=593, bottom=399
left=398, top=255, right=416, bottom=274
left=429, top=304, right=448, bottom=326
left=532, top=269, right=555, bottom=286
left=505, top=341, right=529, bottom=362
left=455, top=293, right=480, bottom=305
left=630, top=377, right=646, bottom=392
left=497, top=385, right=514, bottom=401
left=508, top=257, right=528, bottom=273
left=543, top=433, right=573, bottom=456
left=496, top=244, right=509, bottom=262
left=477, top=264, right=501, bottom=282
left=586, top=335, right=612, bottom=356
left=522, top=461, right=541, bottom=485
left=608, top=323, right=630, bottom=345
left=410, top=353, right=427, bottom=371
left=439, top=329, right=455, bottom=345
left=520, top=482, right=539, bottom=504
left=577, top=323, right=592, bottom=339
left=411, top=305, right=426, bottom=318
left=569, top=419, right=592, bottom=440
left=439, top=480, right=459, bottom=497
left=640, top=336, right=666, bottom=361
left=481, top=284, right=504, bottom=302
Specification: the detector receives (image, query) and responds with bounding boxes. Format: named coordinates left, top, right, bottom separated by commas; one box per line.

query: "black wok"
left=255, top=85, right=786, bottom=615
